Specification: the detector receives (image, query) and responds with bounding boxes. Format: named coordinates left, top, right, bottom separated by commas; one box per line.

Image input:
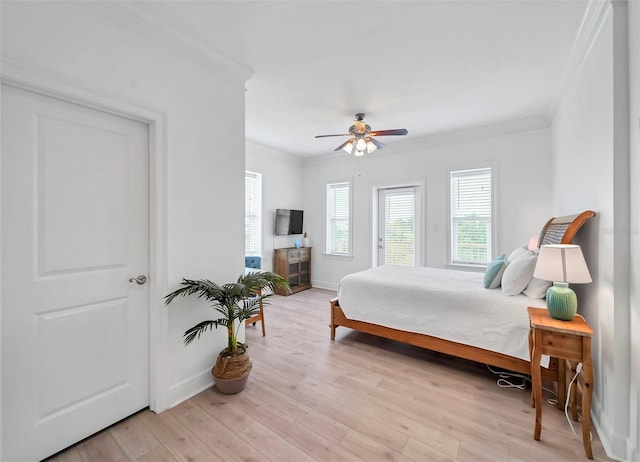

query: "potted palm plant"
left=164, top=271, right=289, bottom=394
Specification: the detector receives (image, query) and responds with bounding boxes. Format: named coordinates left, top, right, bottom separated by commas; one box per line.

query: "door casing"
left=0, top=63, right=170, bottom=416
left=372, top=181, right=425, bottom=267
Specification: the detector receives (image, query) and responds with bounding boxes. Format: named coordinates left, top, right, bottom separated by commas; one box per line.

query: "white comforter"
left=337, top=265, right=547, bottom=361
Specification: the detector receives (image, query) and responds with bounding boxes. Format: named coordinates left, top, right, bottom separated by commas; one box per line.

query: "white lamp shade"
left=533, top=244, right=592, bottom=283
left=341, top=137, right=378, bottom=155
left=341, top=140, right=355, bottom=154
left=528, top=235, right=539, bottom=250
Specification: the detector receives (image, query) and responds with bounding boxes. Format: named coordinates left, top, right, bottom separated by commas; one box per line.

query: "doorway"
left=376, top=185, right=421, bottom=266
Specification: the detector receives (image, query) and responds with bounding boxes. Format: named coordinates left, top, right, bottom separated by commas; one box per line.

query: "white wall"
left=245, top=142, right=304, bottom=271
left=551, top=3, right=635, bottom=459
left=3, top=2, right=637, bottom=460
left=1, top=1, right=249, bottom=413
left=627, top=1, right=640, bottom=460
left=303, top=127, right=553, bottom=290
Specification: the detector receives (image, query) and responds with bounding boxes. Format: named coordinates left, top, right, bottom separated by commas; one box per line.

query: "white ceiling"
left=126, top=1, right=588, bottom=158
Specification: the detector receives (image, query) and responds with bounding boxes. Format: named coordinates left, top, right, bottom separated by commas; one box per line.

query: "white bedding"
left=337, top=265, right=547, bottom=361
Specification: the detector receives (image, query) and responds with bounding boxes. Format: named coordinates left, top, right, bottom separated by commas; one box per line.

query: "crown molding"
left=393, top=115, right=550, bottom=153
left=546, top=0, right=612, bottom=120
left=98, top=1, right=254, bottom=82
left=246, top=140, right=304, bottom=165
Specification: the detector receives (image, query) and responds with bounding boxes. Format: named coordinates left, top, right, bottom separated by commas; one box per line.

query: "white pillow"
left=508, top=246, right=535, bottom=262
left=501, top=254, right=537, bottom=296
left=524, top=276, right=552, bottom=299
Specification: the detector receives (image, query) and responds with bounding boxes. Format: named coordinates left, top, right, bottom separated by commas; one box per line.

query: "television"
left=275, top=209, right=304, bottom=235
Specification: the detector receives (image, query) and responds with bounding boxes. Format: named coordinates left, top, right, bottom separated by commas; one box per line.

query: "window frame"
left=325, top=180, right=353, bottom=257
left=448, top=166, right=496, bottom=268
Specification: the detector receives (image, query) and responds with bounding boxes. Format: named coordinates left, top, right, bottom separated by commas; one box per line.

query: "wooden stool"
left=245, top=290, right=265, bottom=336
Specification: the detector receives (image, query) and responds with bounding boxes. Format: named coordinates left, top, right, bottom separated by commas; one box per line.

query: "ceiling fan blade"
left=367, top=137, right=385, bottom=149
left=369, top=129, right=408, bottom=137
left=333, top=139, right=353, bottom=152
left=314, top=133, right=350, bottom=138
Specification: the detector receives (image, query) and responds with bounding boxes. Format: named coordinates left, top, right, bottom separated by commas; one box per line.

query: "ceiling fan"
left=315, top=113, right=408, bottom=156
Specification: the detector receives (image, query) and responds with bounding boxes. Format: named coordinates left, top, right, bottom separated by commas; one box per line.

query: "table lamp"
left=533, top=244, right=592, bottom=320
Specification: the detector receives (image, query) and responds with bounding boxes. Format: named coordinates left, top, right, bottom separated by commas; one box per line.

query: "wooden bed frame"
left=330, top=210, right=596, bottom=380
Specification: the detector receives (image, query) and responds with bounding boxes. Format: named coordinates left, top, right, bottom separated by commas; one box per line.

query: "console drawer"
left=288, top=248, right=310, bottom=263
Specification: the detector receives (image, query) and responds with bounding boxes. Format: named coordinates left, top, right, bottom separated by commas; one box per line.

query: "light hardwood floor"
left=47, top=288, right=611, bottom=461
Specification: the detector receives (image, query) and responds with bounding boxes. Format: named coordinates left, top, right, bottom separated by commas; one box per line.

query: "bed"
left=330, top=210, right=596, bottom=378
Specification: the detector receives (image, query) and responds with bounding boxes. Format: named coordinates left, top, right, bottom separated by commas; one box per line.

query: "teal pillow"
left=484, top=254, right=507, bottom=289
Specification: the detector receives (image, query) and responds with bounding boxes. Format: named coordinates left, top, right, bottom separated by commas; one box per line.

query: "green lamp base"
left=546, top=282, right=577, bottom=320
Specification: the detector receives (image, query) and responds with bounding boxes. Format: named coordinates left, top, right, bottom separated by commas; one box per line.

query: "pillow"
left=501, top=254, right=537, bottom=295
left=524, top=276, right=552, bottom=299
left=484, top=254, right=507, bottom=289
left=508, top=246, right=535, bottom=262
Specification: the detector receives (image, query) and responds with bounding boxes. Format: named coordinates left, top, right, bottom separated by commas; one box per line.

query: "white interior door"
left=1, top=84, right=150, bottom=461
left=377, top=187, right=418, bottom=266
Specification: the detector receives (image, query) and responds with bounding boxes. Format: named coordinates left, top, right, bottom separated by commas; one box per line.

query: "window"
left=450, top=168, right=492, bottom=265
left=245, top=171, right=262, bottom=256
left=326, top=181, right=351, bottom=255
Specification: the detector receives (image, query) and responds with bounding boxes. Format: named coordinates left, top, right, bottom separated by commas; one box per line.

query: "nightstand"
left=527, top=306, right=594, bottom=459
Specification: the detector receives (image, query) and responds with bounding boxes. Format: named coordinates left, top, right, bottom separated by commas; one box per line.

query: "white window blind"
left=326, top=182, right=351, bottom=255
left=450, top=168, right=492, bottom=265
left=245, top=171, right=262, bottom=256
left=383, top=188, right=415, bottom=266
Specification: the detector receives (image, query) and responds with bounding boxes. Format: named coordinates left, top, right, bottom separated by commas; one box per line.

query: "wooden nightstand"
left=528, top=306, right=594, bottom=459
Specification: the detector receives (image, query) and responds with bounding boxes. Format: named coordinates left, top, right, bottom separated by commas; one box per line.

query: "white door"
left=377, top=187, right=418, bottom=266
left=1, top=85, right=150, bottom=461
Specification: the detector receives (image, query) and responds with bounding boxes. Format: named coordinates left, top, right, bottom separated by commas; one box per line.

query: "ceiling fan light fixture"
left=340, top=136, right=377, bottom=156
left=316, top=113, right=407, bottom=157
left=341, top=140, right=354, bottom=154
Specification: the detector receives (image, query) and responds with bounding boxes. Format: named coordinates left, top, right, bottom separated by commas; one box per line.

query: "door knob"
left=129, top=275, right=147, bottom=285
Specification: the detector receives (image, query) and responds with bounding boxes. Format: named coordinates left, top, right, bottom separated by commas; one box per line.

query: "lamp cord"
left=564, top=362, right=593, bottom=442
left=489, top=361, right=593, bottom=441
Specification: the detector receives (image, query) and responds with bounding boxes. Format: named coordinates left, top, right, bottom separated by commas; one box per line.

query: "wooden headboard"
left=538, top=210, right=596, bottom=246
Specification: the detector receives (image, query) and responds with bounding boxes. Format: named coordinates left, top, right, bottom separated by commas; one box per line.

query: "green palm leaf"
left=183, top=319, right=225, bottom=345
left=165, top=272, right=289, bottom=354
